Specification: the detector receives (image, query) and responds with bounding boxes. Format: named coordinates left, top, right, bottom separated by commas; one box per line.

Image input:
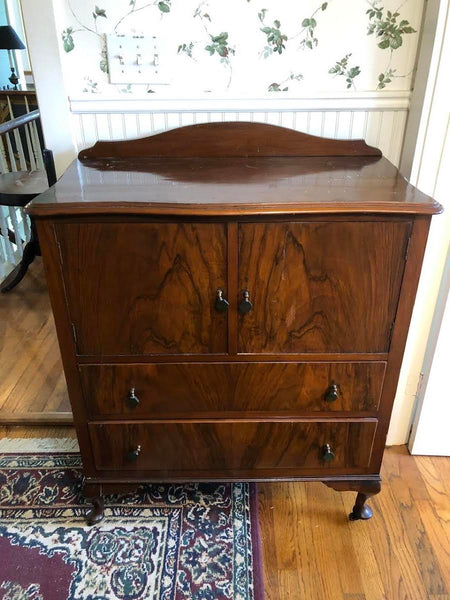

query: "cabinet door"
left=238, top=221, right=411, bottom=353
left=57, top=222, right=228, bottom=355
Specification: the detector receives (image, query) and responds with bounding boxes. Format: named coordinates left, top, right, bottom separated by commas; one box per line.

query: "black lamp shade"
left=0, top=25, right=25, bottom=50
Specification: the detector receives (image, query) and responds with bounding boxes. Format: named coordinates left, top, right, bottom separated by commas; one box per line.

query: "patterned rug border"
left=0, top=440, right=265, bottom=599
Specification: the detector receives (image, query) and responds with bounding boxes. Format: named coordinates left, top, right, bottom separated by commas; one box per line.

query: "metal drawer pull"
left=324, top=384, right=339, bottom=403
left=128, top=388, right=140, bottom=408
left=321, top=443, right=335, bottom=462
left=238, top=290, right=252, bottom=314
left=126, top=445, right=141, bottom=462
left=215, top=289, right=229, bottom=312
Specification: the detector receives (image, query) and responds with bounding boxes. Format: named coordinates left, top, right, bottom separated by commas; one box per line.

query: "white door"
left=407, top=7, right=450, bottom=454
left=388, top=0, right=450, bottom=449
left=409, top=264, right=450, bottom=455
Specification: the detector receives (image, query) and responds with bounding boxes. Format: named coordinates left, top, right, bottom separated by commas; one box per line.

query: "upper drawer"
left=80, top=361, right=386, bottom=419
left=238, top=221, right=411, bottom=353
left=56, top=222, right=228, bottom=356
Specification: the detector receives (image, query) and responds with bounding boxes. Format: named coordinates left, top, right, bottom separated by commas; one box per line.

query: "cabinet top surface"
left=27, top=122, right=441, bottom=217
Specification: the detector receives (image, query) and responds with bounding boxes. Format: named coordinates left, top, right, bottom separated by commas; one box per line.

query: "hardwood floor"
left=0, top=424, right=449, bottom=599
left=0, top=258, right=71, bottom=422
left=1, top=258, right=449, bottom=599
left=258, top=446, right=450, bottom=600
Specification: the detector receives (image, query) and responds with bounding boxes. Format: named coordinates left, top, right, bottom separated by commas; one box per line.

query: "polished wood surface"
left=27, top=123, right=440, bottom=524
left=78, top=122, right=382, bottom=160
left=89, top=420, right=377, bottom=474
left=0, top=259, right=70, bottom=423
left=27, top=155, right=442, bottom=217
left=56, top=222, right=228, bottom=355
left=238, top=221, right=411, bottom=353
left=80, top=361, right=386, bottom=419
left=26, top=123, right=441, bottom=218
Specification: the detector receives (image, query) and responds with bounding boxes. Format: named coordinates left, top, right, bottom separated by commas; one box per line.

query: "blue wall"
left=0, top=0, right=17, bottom=89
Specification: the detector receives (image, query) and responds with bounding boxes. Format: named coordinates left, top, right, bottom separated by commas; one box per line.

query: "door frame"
left=387, top=0, right=450, bottom=446
left=408, top=248, right=449, bottom=455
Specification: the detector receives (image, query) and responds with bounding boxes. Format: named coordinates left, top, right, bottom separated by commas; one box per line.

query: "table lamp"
left=0, top=25, right=25, bottom=90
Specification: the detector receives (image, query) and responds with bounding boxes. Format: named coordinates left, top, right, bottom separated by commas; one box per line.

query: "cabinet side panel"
left=369, top=215, right=432, bottom=471
left=35, top=219, right=96, bottom=476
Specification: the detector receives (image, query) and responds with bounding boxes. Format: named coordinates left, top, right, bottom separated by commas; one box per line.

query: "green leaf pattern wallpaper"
left=55, top=0, right=424, bottom=96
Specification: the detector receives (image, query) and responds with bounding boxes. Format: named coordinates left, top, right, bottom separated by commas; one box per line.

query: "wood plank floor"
left=0, top=426, right=449, bottom=599
left=0, top=258, right=71, bottom=420
left=1, top=258, right=449, bottom=598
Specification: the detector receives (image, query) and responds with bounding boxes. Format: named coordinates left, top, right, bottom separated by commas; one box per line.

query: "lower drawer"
left=81, top=362, right=386, bottom=418
left=89, top=420, right=377, bottom=476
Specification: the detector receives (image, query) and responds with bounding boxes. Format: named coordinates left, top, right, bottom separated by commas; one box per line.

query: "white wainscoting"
left=69, top=91, right=411, bottom=168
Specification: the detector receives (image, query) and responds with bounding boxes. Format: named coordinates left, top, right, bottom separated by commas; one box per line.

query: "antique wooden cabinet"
left=27, top=122, right=442, bottom=524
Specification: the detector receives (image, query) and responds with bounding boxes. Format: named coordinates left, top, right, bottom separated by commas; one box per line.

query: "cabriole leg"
left=350, top=492, right=373, bottom=520
left=83, top=482, right=104, bottom=526
left=324, top=479, right=381, bottom=521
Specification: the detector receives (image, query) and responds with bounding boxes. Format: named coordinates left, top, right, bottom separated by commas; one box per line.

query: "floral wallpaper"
left=55, top=0, right=424, bottom=96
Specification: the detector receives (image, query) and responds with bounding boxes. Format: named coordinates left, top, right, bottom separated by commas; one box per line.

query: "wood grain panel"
left=238, top=221, right=411, bottom=353
left=80, top=361, right=386, bottom=419
left=89, top=420, right=377, bottom=474
left=35, top=221, right=95, bottom=476
left=69, top=104, right=412, bottom=169
left=56, top=222, right=228, bottom=356
left=78, top=122, right=382, bottom=160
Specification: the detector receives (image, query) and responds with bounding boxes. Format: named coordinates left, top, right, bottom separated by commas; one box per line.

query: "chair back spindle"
left=0, top=108, right=48, bottom=283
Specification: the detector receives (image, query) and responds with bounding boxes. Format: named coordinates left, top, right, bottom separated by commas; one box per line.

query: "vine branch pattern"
left=61, top=0, right=419, bottom=94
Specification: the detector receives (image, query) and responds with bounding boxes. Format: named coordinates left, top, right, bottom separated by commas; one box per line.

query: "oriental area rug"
left=0, top=439, right=264, bottom=600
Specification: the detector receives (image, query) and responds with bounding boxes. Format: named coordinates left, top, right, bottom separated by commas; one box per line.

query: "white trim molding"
left=69, top=91, right=411, bottom=114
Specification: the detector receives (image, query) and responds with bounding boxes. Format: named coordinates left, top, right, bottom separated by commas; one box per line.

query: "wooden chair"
left=0, top=146, right=56, bottom=293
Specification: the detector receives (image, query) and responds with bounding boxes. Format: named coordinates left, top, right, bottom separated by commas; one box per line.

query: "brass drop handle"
left=324, top=384, right=339, bottom=403
left=215, top=289, right=229, bottom=312
left=126, top=444, right=141, bottom=462
left=321, top=443, right=335, bottom=462
left=239, top=290, right=252, bottom=314
left=128, top=388, right=140, bottom=408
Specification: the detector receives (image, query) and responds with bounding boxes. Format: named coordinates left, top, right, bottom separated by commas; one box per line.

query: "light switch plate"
left=106, top=34, right=169, bottom=85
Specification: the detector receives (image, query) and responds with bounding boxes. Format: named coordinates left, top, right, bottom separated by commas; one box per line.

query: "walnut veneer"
left=27, top=122, right=442, bottom=525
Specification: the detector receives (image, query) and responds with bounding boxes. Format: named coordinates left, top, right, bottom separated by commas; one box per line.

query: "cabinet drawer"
left=81, top=362, right=386, bottom=419
left=89, top=420, right=377, bottom=475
